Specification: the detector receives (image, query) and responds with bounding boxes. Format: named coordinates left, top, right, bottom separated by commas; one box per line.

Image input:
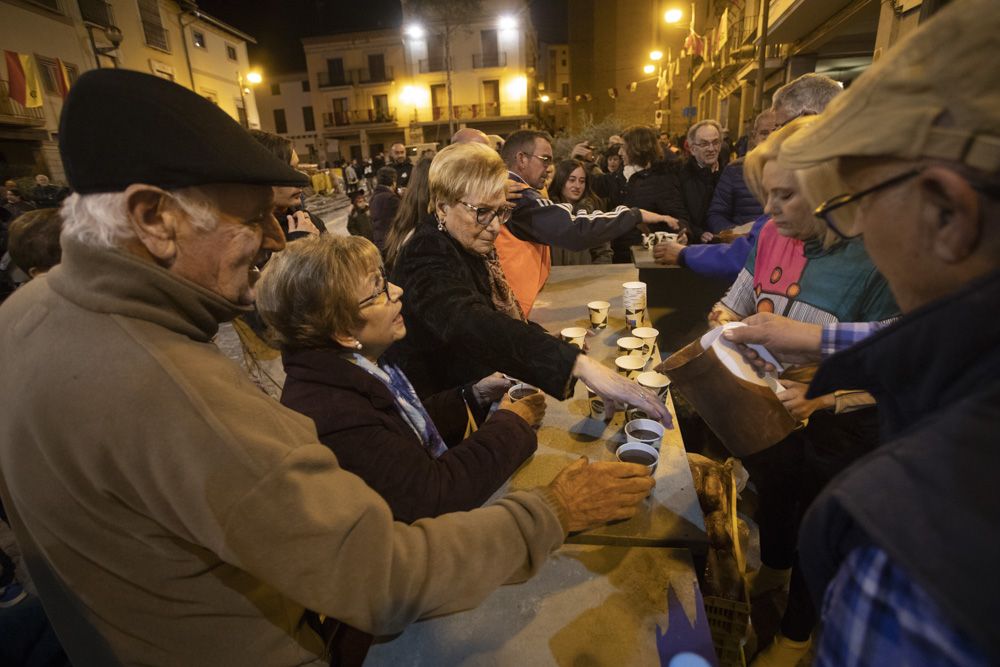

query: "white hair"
left=771, top=73, right=843, bottom=118
left=61, top=188, right=219, bottom=248
left=687, top=119, right=722, bottom=144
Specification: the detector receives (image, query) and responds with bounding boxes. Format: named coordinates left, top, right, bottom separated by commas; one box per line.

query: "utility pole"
left=753, top=0, right=771, bottom=115
left=444, top=18, right=455, bottom=138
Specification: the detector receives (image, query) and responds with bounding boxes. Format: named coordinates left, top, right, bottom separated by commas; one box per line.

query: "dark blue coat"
left=706, top=158, right=763, bottom=233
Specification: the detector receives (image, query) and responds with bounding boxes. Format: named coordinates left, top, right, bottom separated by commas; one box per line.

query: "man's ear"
left=919, top=166, right=982, bottom=263
left=123, top=184, right=177, bottom=265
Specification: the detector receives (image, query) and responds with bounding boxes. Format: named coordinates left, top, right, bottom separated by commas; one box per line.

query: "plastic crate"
left=704, top=593, right=750, bottom=667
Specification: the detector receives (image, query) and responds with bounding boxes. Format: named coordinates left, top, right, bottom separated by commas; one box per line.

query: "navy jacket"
left=705, top=159, right=763, bottom=233
left=679, top=214, right=768, bottom=282
left=800, top=270, right=1000, bottom=662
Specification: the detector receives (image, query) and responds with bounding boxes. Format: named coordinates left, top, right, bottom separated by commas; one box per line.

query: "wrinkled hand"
left=700, top=231, right=714, bottom=243
left=506, top=179, right=530, bottom=201
left=472, top=372, right=512, bottom=405
left=570, top=142, right=595, bottom=162
left=498, top=391, right=546, bottom=428
left=572, top=355, right=671, bottom=426
left=653, top=240, right=685, bottom=266
left=547, top=457, right=654, bottom=532
left=706, top=303, right=740, bottom=329
left=776, top=379, right=833, bottom=421
left=721, top=312, right=823, bottom=372
left=287, top=210, right=320, bottom=237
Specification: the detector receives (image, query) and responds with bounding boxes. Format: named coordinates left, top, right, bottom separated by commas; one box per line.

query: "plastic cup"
left=507, top=383, right=539, bottom=402
left=585, top=385, right=606, bottom=420
left=616, top=336, right=645, bottom=358
left=624, top=418, right=665, bottom=445
left=614, top=355, right=646, bottom=379
left=631, top=327, right=659, bottom=359
left=615, top=441, right=660, bottom=474
left=587, top=300, right=610, bottom=329
left=637, top=371, right=671, bottom=400
left=560, top=326, right=588, bottom=349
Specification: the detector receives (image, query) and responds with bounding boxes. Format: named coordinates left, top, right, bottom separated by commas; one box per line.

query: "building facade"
left=1, top=0, right=259, bottom=182
left=538, top=42, right=570, bottom=134
left=254, top=71, right=320, bottom=165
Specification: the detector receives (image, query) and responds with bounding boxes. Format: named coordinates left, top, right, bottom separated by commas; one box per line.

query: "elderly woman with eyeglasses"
left=257, top=235, right=545, bottom=524
left=686, top=117, right=900, bottom=667
left=388, top=142, right=670, bottom=422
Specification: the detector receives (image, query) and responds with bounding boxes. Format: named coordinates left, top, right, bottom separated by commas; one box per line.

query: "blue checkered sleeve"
left=820, top=322, right=885, bottom=357
left=815, top=546, right=989, bottom=667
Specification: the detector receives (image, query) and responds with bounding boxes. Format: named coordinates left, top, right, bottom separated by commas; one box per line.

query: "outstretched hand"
left=547, top=457, right=654, bottom=532
left=721, top=313, right=823, bottom=372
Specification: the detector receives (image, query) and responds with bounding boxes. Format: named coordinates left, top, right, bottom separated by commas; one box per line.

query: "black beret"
left=59, top=69, right=308, bottom=194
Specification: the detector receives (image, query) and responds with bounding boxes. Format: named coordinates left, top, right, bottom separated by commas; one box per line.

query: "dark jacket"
left=676, top=157, right=721, bottom=240
left=280, top=347, right=536, bottom=524
left=611, top=164, right=691, bottom=263
left=705, top=158, right=763, bottom=233
left=388, top=221, right=580, bottom=399
left=391, top=159, right=413, bottom=189
left=799, top=269, right=1000, bottom=663
left=369, top=184, right=400, bottom=251
left=346, top=209, right=373, bottom=241
left=505, top=172, right=641, bottom=251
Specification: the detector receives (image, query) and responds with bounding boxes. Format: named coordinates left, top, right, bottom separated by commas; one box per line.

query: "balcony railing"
left=0, top=80, right=46, bottom=127
left=317, top=71, right=351, bottom=88
left=431, top=102, right=500, bottom=121
left=355, top=66, right=394, bottom=84
left=322, top=108, right=397, bottom=127
left=472, top=52, right=507, bottom=68
left=419, top=57, right=447, bottom=73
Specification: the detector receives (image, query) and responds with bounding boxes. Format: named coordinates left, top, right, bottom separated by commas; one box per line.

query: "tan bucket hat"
left=779, top=0, right=1000, bottom=174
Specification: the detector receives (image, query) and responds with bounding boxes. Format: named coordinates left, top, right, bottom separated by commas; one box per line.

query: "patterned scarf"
left=484, top=249, right=527, bottom=322
left=345, top=352, right=448, bottom=458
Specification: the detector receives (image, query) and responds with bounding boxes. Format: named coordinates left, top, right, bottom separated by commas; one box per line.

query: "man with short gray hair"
left=678, top=119, right=724, bottom=241
left=770, top=72, right=843, bottom=127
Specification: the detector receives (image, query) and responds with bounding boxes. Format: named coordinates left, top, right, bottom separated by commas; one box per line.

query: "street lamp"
left=650, top=50, right=663, bottom=61
left=643, top=64, right=656, bottom=75
left=664, top=8, right=683, bottom=24
left=237, top=69, right=262, bottom=128
left=405, top=24, right=425, bottom=39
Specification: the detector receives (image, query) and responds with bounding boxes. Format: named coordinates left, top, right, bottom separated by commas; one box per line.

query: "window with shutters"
left=79, top=0, right=113, bottom=26
left=137, top=0, right=170, bottom=51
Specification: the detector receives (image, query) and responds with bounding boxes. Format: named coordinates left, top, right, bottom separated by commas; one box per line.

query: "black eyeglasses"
left=358, top=265, right=393, bottom=308
left=814, top=168, right=924, bottom=239
left=456, top=200, right=514, bottom=227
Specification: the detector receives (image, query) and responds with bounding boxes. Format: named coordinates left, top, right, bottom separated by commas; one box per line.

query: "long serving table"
left=366, top=265, right=713, bottom=666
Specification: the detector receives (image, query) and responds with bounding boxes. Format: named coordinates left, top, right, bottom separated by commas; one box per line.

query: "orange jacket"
left=494, top=226, right=550, bottom=317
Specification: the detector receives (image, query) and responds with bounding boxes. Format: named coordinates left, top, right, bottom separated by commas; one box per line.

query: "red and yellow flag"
left=4, top=50, right=43, bottom=108
left=55, top=58, right=72, bottom=99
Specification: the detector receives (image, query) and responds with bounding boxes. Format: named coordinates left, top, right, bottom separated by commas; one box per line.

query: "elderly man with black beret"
left=0, top=70, right=655, bottom=666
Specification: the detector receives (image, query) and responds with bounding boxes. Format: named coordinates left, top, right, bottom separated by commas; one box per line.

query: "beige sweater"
left=0, top=237, right=565, bottom=666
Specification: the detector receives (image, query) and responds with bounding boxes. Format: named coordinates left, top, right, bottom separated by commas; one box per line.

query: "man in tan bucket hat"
left=728, top=0, right=1000, bottom=664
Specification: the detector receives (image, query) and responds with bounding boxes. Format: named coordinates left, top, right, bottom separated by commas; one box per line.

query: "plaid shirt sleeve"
left=820, top=321, right=888, bottom=358
left=815, top=546, right=990, bottom=667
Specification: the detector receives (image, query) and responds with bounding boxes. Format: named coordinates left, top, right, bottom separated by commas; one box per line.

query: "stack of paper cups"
left=622, top=281, right=647, bottom=330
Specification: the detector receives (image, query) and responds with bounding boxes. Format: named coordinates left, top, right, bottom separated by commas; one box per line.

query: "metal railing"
left=472, top=52, right=507, bottom=68
left=317, top=71, right=351, bottom=88
left=322, top=108, right=397, bottom=127
left=419, top=57, right=447, bottom=73
left=355, top=66, right=394, bottom=84
left=431, top=103, right=500, bottom=121
left=0, top=80, right=46, bottom=127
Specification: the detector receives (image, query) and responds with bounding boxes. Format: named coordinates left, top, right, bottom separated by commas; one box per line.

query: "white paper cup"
left=615, top=441, right=660, bottom=474
left=585, top=385, right=606, bottom=420
left=624, top=418, right=665, bottom=445
left=616, top=336, right=645, bottom=358
left=625, top=405, right=650, bottom=422
left=636, top=371, right=671, bottom=400
left=587, top=300, right=610, bottom=329
left=507, top=383, right=539, bottom=402
left=631, top=327, right=659, bottom=358
left=614, top=355, right=646, bottom=379
left=622, top=281, right=647, bottom=329
left=560, top=326, right=588, bottom=349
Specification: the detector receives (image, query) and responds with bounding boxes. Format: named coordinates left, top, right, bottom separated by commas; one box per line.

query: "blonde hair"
left=429, top=142, right=507, bottom=210
left=256, top=235, right=382, bottom=349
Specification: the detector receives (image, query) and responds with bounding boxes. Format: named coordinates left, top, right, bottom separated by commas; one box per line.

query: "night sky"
left=196, top=0, right=568, bottom=75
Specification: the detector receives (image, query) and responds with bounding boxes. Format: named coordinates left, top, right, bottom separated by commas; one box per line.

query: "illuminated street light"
left=664, top=8, right=683, bottom=23
left=643, top=64, right=656, bottom=75
left=539, top=94, right=551, bottom=103
left=499, top=15, right=517, bottom=30
left=650, top=50, right=663, bottom=61
left=245, top=70, right=262, bottom=85
left=405, top=24, right=425, bottom=39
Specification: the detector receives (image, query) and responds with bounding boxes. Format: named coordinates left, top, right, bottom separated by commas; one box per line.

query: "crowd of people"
left=0, top=1, right=997, bottom=665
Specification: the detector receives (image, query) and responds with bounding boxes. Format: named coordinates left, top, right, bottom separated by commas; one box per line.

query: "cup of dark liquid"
left=507, top=383, right=540, bottom=402
left=624, top=418, right=665, bottom=445
left=615, top=441, right=659, bottom=474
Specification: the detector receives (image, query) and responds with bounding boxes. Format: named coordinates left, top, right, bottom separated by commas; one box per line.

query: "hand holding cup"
left=545, top=457, right=655, bottom=532
left=498, top=391, right=546, bottom=428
